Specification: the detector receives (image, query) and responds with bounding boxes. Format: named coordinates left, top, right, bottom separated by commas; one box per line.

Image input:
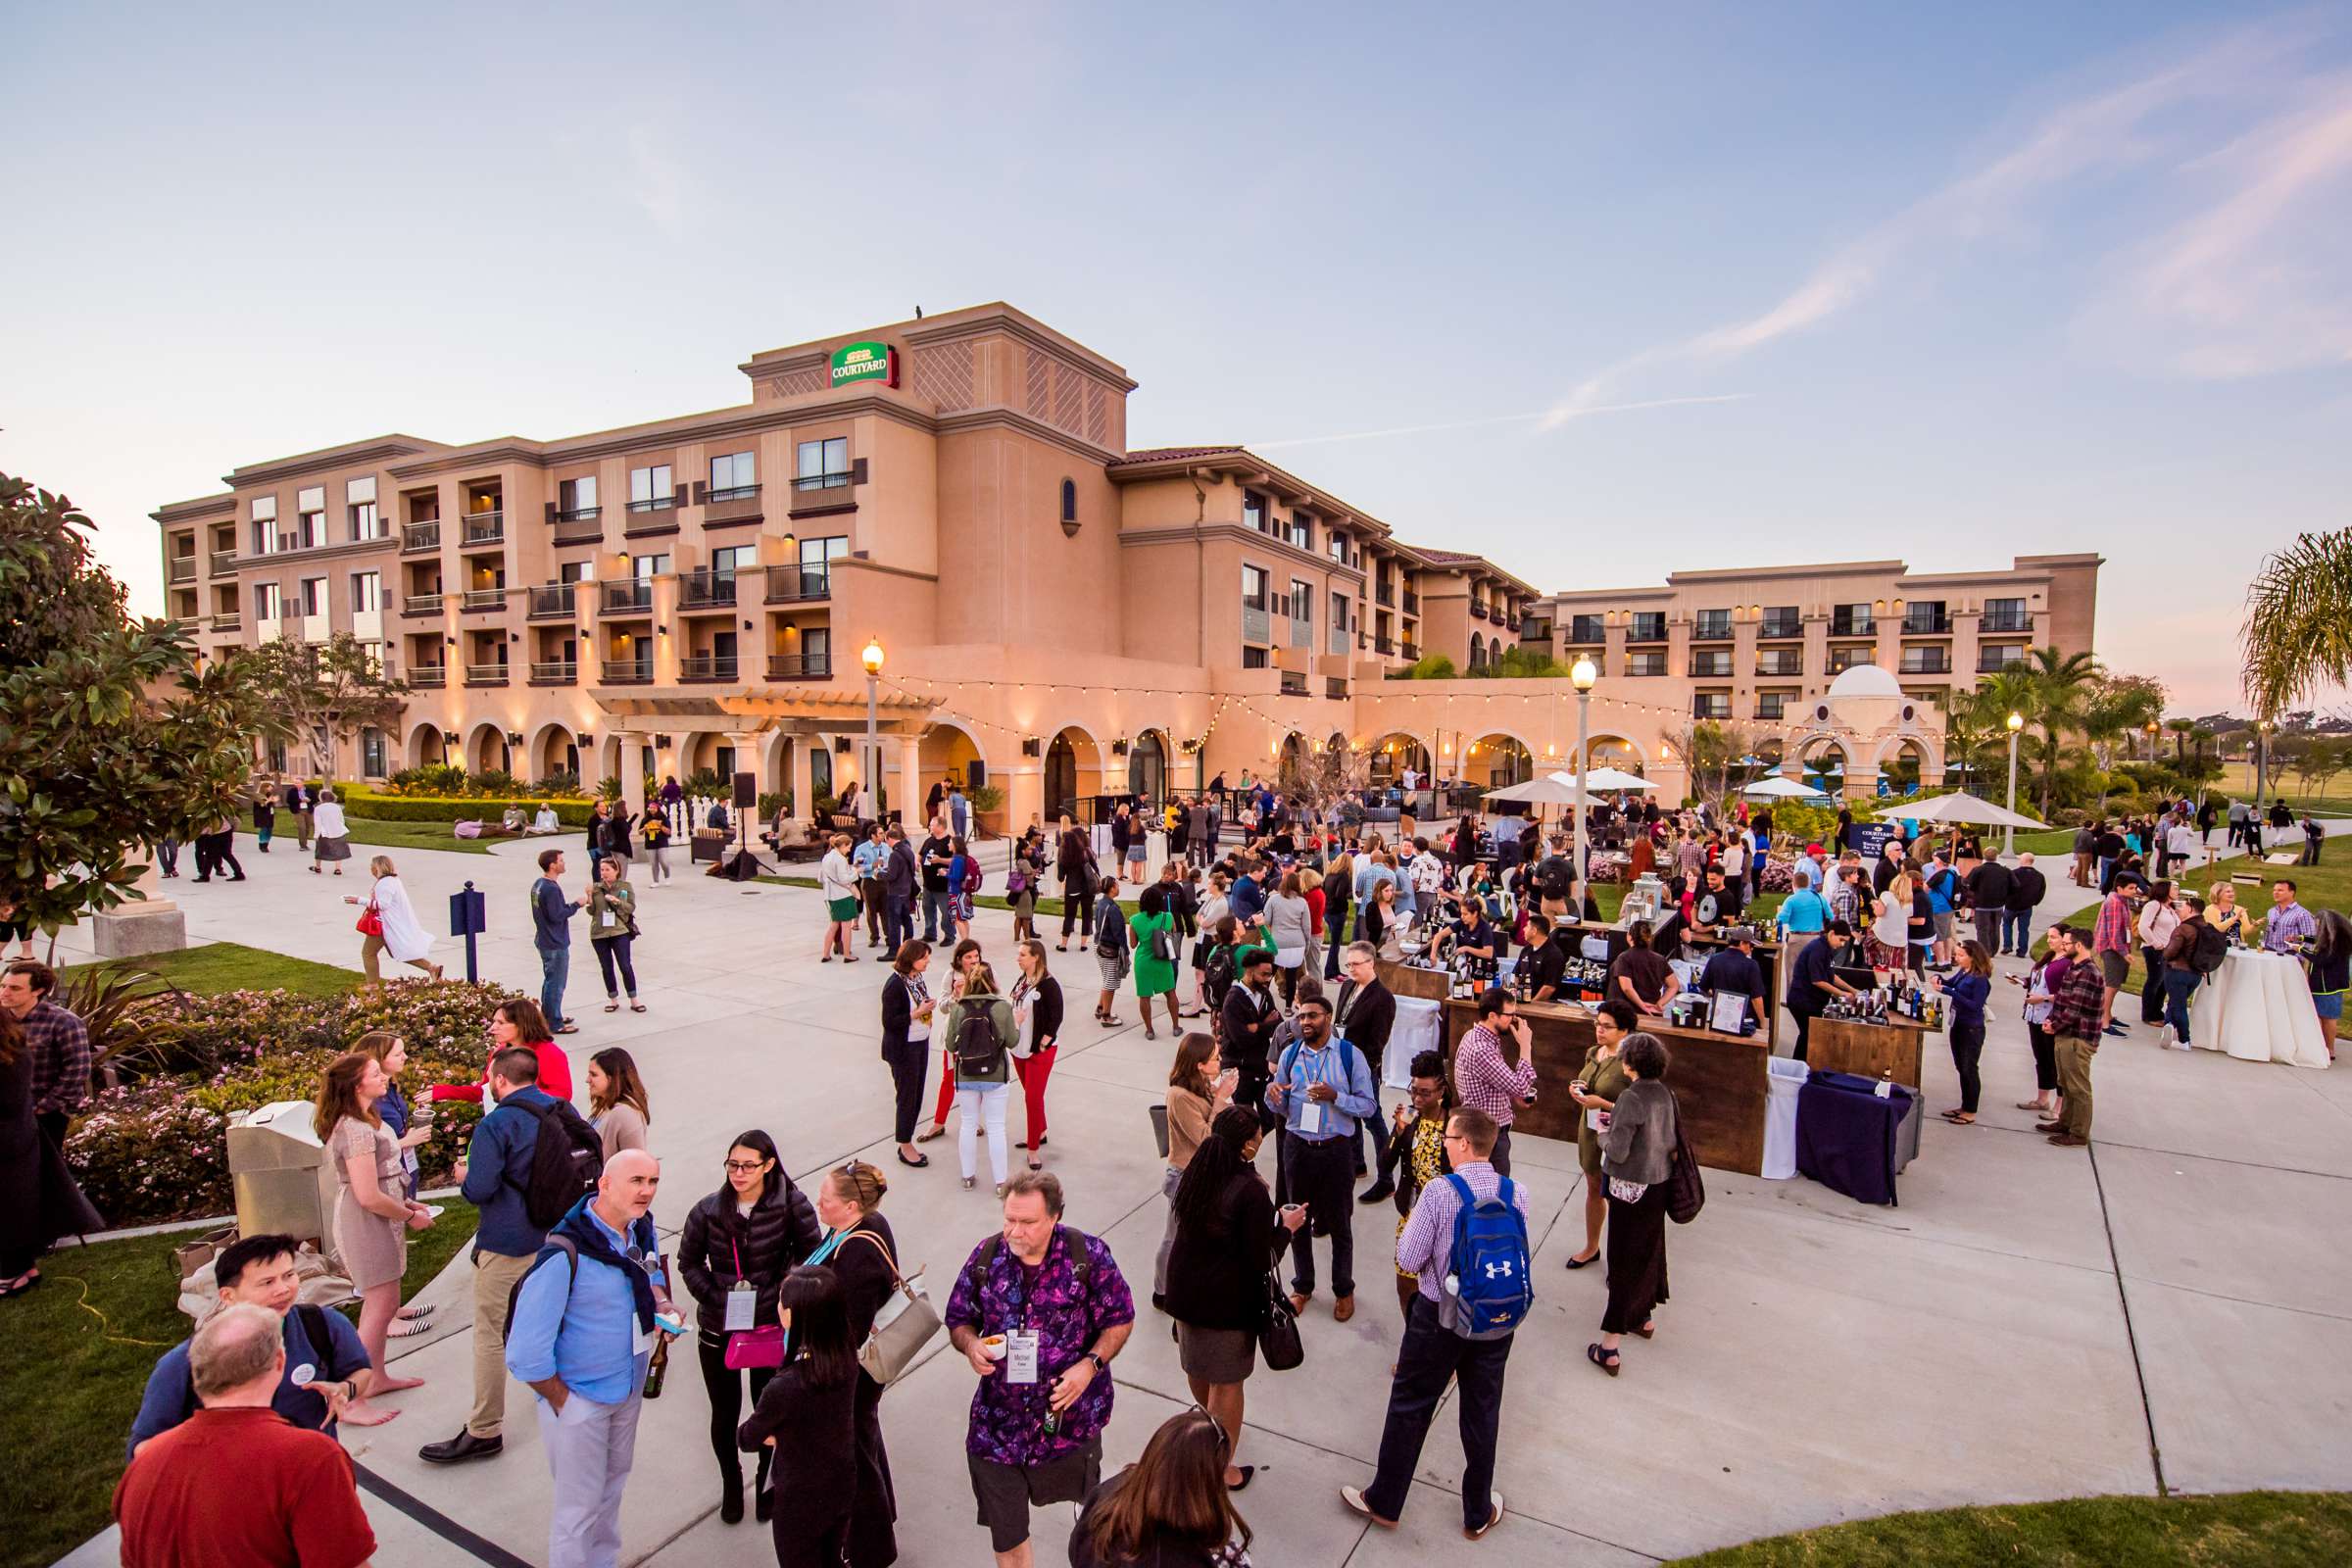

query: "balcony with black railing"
left=1469, top=603, right=1490, bottom=621
left=1977, top=650, right=2028, bottom=674
left=527, top=584, right=576, bottom=620
left=601, top=582, right=655, bottom=616
left=1899, top=650, right=1953, bottom=675
left=1400, top=640, right=1419, bottom=661
left=461, top=512, right=505, bottom=547
left=703, top=484, right=763, bottom=524
left=529, top=661, right=579, bottom=685
left=1902, top=609, right=1951, bottom=635
left=764, top=564, right=832, bottom=604
left=553, top=509, right=605, bottom=545
left=767, top=653, right=832, bottom=680
left=1627, top=615, right=1668, bottom=643
left=1830, top=612, right=1876, bottom=638
left=623, top=493, right=681, bottom=536
left=1980, top=609, right=2032, bottom=634
left=460, top=587, right=507, bottom=612
left=679, top=654, right=739, bottom=682
left=601, top=660, right=654, bottom=685
left=1758, top=614, right=1803, bottom=639
left=1401, top=590, right=1419, bottom=615
left=401, top=521, right=441, bottom=554
left=1374, top=635, right=1396, bottom=655
left=788, top=467, right=859, bottom=519
left=678, top=569, right=738, bottom=612
left=1376, top=583, right=1396, bottom=608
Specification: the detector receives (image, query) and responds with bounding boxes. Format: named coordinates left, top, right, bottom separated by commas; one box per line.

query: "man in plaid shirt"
left=1452, top=989, right=1537, bottom=1176
left=2089, top=884, right=2140, bottom=1038
left=2039, top=927, right=2109, bottom=1148
left=4, top=961, right=90, bottom=1150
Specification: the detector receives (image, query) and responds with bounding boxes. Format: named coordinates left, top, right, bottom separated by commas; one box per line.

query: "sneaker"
left=2153, top=1027, right=2176, bottom=1048
left=1340, top=1486, right=1397, bottom=1528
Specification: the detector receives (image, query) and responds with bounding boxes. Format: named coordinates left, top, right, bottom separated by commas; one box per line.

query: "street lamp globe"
left=2005, top=711, right=2024, bottom=733
left=1570, top=657, right=1597, bottom=693
left=861, top=638, right=885, bottom=676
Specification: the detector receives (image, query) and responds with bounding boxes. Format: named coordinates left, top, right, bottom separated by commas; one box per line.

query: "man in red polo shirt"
left=115, top=1301, right=376, bottom=1568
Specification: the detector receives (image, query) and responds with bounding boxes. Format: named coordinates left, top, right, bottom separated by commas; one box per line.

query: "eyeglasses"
left=723, top=1159, right=767, bottom=1173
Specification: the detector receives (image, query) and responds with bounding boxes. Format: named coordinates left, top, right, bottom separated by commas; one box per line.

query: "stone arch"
left=1464, top=729, right=1535, bottom=788
left=1580, top=730, right=1650, bottom=772
left=528, top=721, right=580, bottom=785
left=1041, top=722, right=1106, bottom=822
left=760, top=729, right=793, bottom=796
left=466, top=721, right=511, bottom=775
left=1874, top=732, right=1937, bottom=794
left=1367, top=730, right=1435, bottom=787
left=1125, top=727, right=1171, bottom=806
left=1794, top=732, right=1850, bottom=788
left=1469, top=633, right=1486, bottom=670
left=922, top=717, right=990, bottom=796
left=408, top=721, right=448, bottom=769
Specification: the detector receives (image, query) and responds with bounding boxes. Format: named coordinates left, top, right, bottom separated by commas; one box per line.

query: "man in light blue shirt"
left=1266, top=991, right=1381, bottom=1318
left=851, top=825, right=889, bottom=952
left=507, top=1150, right=674, bottom=1568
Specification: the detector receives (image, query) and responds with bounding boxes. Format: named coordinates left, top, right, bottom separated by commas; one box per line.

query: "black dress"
left=738, top=1356, right=858, bottom=1568
left=828, top=1215, right=902, bottom=1568
left=0, top=1043, right=102, bottom=1276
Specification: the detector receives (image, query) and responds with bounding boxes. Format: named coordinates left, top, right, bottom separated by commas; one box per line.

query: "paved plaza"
left=53, top=831, right=2352, bottom=1567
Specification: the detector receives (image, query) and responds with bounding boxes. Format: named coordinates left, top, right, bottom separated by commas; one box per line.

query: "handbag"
left=1149, top=1102, right=1170, bottom=1159
left=1665, top=1095, right=1706, bottom=1225
left=841, top=1231, right=942, bottom=1386
left=724, top=1323, right=785, bottom=1370
left=1257, top=1268, right=1303, bottom=1371
left=355, top=899, right=383, bottom=937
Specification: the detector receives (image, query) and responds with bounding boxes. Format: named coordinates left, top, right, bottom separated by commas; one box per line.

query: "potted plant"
left=968, top=784, right=1007, bottom=839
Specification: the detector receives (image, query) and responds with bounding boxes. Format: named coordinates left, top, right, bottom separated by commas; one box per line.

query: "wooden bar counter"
left=1440, top=996, right=1771, bottom=1177
left=1803, top=1013, right=1935, bottom=1089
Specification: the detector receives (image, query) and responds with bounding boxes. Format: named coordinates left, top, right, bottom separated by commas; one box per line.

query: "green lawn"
left=1670, top=1491, right=2352, bottom=1567
left=235, top=818, right=494, bottom=856
left=2, top=1200, right=478, bottom=1568
left=64, top=939, right=363, bottom=999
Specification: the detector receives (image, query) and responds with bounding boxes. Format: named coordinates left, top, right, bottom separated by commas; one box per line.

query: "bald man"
left=507, top=1150, right=675, bottom=1568
left=116, top=1302, right=378, bottom=1568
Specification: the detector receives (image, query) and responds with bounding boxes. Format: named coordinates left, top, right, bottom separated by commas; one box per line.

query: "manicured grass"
left=64, top=939, right=363, bottom=999
left=1669, top=1491, right=2352, bottom=1567
left=235, top=818, right=495, bottom=856
left=1, top=1200, right=478, bottom=1568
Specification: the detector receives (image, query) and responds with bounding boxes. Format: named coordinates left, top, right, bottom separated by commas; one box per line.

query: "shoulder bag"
left=841, top=1230, right=942, bottom=1385
left=1665, top=1092, right=1706, bottom=1225
left=1258, top=1266, right=1303, bottom=1371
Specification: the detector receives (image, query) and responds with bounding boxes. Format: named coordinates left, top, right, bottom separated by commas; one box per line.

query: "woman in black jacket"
left=1056, top=814, right=1097, bottom=951
left=879, top=941, right=935, bottom=1168
left=1164, top=1105, right=1305, bottom=1490
left=600, top=802, right=636, bottom=863
left=678, top=1130, right=820, bottom=1524
left=737, top=1265, right=860, bottom=1568
left=1008, top=939, right=1063, bottom=1170
left=811, top=1160, right=901, bottom=1568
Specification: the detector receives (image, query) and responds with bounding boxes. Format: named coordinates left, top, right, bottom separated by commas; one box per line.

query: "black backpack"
left=954, top=999, right=1006, bottom=1074
left=2189, top=919, right=2229, bottom=976
left=513, top=1098, right=605, bottom=1230
left=1204, top=944, right=1238, bottom=1004
left=1535, top=857, right=1572, bottom=901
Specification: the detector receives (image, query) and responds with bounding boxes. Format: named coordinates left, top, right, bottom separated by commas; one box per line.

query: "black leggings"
left=883, top=1038, right=929, bottom=1145
left=1948, top=1017, right=1985, bottom=1114
left=696, top=1334, right=775, bottom=1487
left=593, top=936, right=638, bottom=999
left=1059, top=883, right=1095, bottom=941
left=2027, top=1021, right=2058, bottom=1093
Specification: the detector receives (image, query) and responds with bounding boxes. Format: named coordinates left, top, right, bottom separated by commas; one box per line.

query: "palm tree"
left=2166, top=717, right=2195, bottom=765
left=2021, top=647, right=2099, bottom=816
left=2242, top=528, right=2352, bottom=717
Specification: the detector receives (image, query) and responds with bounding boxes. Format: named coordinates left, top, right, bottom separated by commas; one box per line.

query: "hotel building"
left=153, top=303, right=2095, bottom=821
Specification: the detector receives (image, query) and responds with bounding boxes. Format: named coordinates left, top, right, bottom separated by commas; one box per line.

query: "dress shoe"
left=1340, top=1486, right=1397, bottom=1528
left=2034, top=1120, right=2067, bottom=1134
left=2047, top=1133, right=2089, bottom=1148
left=755, top=1484, right=773, bottom=1524
left=1334, top=1295, right=1355, bottom=1323
left=1357, top=1181, right=1395, bottom=1204
left=719, top=1482, right=745, bottom=1525
left=418, top=1429, right=503, bottom=1464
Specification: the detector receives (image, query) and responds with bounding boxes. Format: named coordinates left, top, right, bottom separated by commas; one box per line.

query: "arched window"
left=1059, top=479, right=1077, bottom=523
left=1469, top=633, right=1485, bottom=669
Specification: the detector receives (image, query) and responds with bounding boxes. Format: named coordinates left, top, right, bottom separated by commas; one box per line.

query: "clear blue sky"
left=7, top=2, right=2348, bottom=713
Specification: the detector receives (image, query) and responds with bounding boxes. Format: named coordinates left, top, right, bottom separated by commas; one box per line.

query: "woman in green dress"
left=1129, top=883, right=1181, bottom=1041
left=1563, top=998, right=1637, bottom=1269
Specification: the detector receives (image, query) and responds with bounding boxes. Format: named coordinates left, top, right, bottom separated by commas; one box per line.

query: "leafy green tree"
left=1473, top=646, right=1567, bottom=679
left=0, top=474, right=283, bottom=930
left=241, top=631, right=409, bottom=779
left=2241, top=528, right=2352, bottom=718
left=1399, top=653, right=1457, bottom=680
left=2020, top=647, right=2100, bottom=817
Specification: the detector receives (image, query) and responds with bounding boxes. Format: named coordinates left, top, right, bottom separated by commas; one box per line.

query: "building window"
left=1831, top=603, right=1875, bottom=637
left=1241, top=647, right=1269, bottom=668
left=1756, top=648, right=1803, bottom=676
left=1625, top=650, right=1666, bottom=676
left=1628, top=612, right=1667, bottom=642
left=1289, top=511, right=1311, bottom=552
left=1290, top=578, right=1311, bottom=622
left=1902, top=600, right=1949, bottom=635
left=1059, top=478, right=1077, bottom=523
left=796, top=438, right=850, bottom=490
left=1694, top=609, right=1732, bottom=640
left=1978, top=643, right=2028, bottom=673
left=347, top=477, right=381, bottom=541
left=1328, top=531, right=1348, bottom=564
left=254, top=582, right=282, bottom=622
left=361, top=727, right=387, bottom=777
left=1568, top=613, right=1604, bottom=644
left=1983, top=597, right=2029, bottom=634
left=1756, top=692, right=1788, bottom=720
left=1470, top=634, right=1485, bottom=669
left=299, top=576, right=326, bottom=617
left=1690, top=650, right=1733, bottom=677
left=1242, top=564, right=1269, bottom=612
left=296, top=487, right=325, bottom=550
left=629, top=464, right=674, bottom=511
left=251, top=496, right=279, bottom=557
left=801, top=626, right=832, bottom=669
left=1692, top=693, right=1732, bottom=719
left=559, top=476, right=599, bottom=516
left=350, top=570, right=381, bottom=613
left=1758, top=606, right=1801, bottom=638
left=1828, top=646, right=1866, bottom=673
left=798, top=535, right=847, bottom=594
left=1243, top=492, right=1266, bottom=533
left=1330, top=589, right=1348, bottom=629
left=710, top=451, right=757, bottom=498
left=711, top=544, right=757, bottom=576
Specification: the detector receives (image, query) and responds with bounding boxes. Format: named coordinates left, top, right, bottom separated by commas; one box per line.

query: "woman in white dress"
left=311, top=786, right=354, bottom=875
left=346, top=856, right=443, bottom=982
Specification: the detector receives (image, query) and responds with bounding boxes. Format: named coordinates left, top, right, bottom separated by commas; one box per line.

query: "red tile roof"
left=1413, top=548, right=1484, bottom=564
left=1111, top=445, right=1246, bottom=466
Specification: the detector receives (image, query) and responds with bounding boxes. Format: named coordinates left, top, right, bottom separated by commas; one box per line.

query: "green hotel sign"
left=829, top=341, right=899, bottom=389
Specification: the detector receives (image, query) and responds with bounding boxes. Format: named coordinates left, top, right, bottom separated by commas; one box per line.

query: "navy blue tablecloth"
left=1796, top=1070, right=1916, bottom=1205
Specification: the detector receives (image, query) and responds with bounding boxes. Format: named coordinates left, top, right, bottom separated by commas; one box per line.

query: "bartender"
left=1446, top=898, right=1507, bottom=963
left=1697, top=926, right=1768, bottom=1032
left=1785, top=918, right=1864, bottom=1060
left=1520, top=912, right=1568, bottom=1001
left=1690, top=864, right=1744, bottom=934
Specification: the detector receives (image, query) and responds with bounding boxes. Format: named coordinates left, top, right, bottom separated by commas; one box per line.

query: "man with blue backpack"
left=1342, top=1105, right=1531, bottom=1542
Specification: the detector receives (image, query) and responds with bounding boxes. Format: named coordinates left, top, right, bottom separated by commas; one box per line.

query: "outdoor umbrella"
left=1871, top=791, right=2047, bottom=830
left=1742, top=775, right=1829, bottom=800
left=1547, top=767, right=1656, bottom=793
left=1483, top=775, right=1586, bottom=806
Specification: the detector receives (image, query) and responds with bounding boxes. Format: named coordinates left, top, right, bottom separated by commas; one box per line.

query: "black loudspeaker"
left=967, top=760, right=987, bottom=790
left=733, top=771, right=757, bottom=808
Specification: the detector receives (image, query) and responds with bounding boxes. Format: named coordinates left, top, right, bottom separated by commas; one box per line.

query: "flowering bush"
left=1586, top=851, right=1632, bottom=886
left=68, top=977, right=520, bottom=1224
left=1758, top=856, right=1795, bottom=894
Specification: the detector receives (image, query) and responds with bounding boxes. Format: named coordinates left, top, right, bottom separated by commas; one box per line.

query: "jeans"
left=1280, top=1135, right=1356, bottom=1298
left=1948, top=1017, right=1984, bottom=1114
left=883, top=1037, right=928, bottom=1145
left=2001, top=910, right=2032, bottom=956
left=2162, top=967, right=2198, bottom=1044
left=540, top=945, right=570, bottom=1026
left=647, top=845, right=668, bottom=884
left=883, top=892, right=913, bottom=955
left=593, top=936, right=637, bottom=1000
left=156, top=839, right=178, bottom=875
left=956, top=1082, right=1010, bottom=1185
left=1362, top=1294, right=1512, bottom=1530
left=2305, top=838, right=2323, bottom=865
left=922, top=888, right=953, bottom=943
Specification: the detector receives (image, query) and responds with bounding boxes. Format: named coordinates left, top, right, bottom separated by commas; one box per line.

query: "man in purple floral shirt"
left=945, top=1170, right=1136, bottom=1567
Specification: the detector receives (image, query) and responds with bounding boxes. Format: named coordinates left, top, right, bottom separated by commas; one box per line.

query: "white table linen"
left=2199, top=949, right=2330, bottom=1068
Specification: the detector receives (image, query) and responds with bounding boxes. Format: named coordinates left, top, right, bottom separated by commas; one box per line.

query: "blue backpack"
left=1439, top=1174, right=1533, bottom=1340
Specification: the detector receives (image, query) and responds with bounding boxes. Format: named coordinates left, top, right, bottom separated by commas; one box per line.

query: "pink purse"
left=719, top=1239, right=784, bottom=1369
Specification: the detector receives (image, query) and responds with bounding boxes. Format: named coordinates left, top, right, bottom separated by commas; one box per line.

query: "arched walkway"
left=408, top=722, right=448, bottom=769
left=529, top=722, right=580, bottom=786
left=1367, top=731, right=1433, bottom=787
left=1127, top=729, right=1170, bottom=807
left=1042, top=725, right=1104, bottom=822
left=1797, top=735, right=1849, bottom=792
left=466, top=722, right=511, bottom=776
left=1582, top=731, right=1649, bottom=772
left=1878, top=736, right=1932, bottom=795
left=1466, top=731, right=1533, bottom=789
left=922, top=719, right=989, bottom=795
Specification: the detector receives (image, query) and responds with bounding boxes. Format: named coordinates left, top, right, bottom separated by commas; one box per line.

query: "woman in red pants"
left=1006, top=939, right=1063, bottom=1170
left=917, top=940, right=989, bottom=1142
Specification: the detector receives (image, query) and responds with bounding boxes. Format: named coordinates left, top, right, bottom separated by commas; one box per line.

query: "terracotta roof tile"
left=1111, top=445, right=1247, bottom=466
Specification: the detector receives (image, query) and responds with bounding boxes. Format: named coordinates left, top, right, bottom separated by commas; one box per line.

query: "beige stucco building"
left=154, top=303, right=2097, bottom=822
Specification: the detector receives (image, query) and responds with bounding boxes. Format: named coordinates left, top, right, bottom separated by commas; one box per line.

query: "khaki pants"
left=2055, top=1034, right=2096, bottom=1139
left=470, top=1249, right=537, bottom=1438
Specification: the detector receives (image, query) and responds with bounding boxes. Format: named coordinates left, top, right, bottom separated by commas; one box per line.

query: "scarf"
left=548, top=1196, right=659, bottom=1334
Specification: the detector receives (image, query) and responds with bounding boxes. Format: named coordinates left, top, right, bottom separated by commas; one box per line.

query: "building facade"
left=153, top=303, right=2096, bottom=820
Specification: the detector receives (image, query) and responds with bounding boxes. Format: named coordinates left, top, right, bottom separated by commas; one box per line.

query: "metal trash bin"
left=226, top=1101, right=331, bottom=1252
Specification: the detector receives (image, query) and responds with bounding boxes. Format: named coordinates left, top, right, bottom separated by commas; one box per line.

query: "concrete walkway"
left=53, top=828, right=2352, bottom=1567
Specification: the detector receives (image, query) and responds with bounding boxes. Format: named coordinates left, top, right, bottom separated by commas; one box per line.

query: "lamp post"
left=1570, top=656, right=1596, bottom=880
left=2003, top=710, right=2024, bottom=859
left=2255, top=718, right=2271, bottom=819
left=861, top=637, right=885, bottom=823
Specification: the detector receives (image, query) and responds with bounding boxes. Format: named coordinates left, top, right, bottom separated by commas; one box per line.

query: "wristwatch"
left=1083, top=1351, right=1107, bottom=1374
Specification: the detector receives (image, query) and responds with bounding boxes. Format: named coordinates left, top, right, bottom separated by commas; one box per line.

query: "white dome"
left=1826, top=663, right=1903, bottom=702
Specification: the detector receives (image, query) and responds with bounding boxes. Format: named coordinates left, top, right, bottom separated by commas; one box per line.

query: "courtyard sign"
left=830, top=341, right=899, bottom=390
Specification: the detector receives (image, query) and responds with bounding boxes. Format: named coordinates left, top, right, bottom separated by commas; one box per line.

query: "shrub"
left=757, top=791, right=792, bottom=819
left=596, top=775, right=623, bottom=802
left=466, top=768, right=524, bottom=798
left=683, top=767, right=727, bottom=797
left=534, top=770, right=583, bottom=798
left=341, top=795, right=595, bottom=827
left=387, top=763, right=468, bottom=796
left=66, top=1085, right=233, bottom=1222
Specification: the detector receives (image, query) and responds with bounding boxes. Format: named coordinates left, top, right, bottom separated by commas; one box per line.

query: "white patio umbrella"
left=1742, top=775, right=1829, bottom=800
left=1483, top=775, right=1585, bottom=807
left=1547, top=766, right=1656, bottom=793
left=1872, top=791, right=2047, bottom=830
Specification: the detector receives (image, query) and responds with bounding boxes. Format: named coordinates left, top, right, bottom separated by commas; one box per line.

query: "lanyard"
left=806, top=1228, right=850, bottom=1267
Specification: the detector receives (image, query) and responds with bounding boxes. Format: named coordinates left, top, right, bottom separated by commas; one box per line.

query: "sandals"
left=1586, top=1343, right=1620, bottom=1376
left=604, top=1001, right=620, bottom=1013
left=387, top=1315, right=434, bottom=1339
left=915, top=1125, right=947, bottom=1144
left=630, top=1002, right=646, bottom=1013
left=1941, top=1110, right=1975, bottom=1125
left=1633, top=1322, right=1656, bottom=1340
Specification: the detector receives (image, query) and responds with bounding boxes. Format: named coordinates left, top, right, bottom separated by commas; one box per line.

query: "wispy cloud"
left=1255, top=394, right=1752, bottom=451
left=625, top=124, right=688, bottom=235
left=1550, top=13, right=2344, bottom=415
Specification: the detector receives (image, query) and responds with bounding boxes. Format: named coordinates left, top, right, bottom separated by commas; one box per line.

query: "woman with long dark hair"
left=1071, top=1406, right=1254, bottom=1567
left=737, top=1266, right=861, bottom=1567
left=1935, top=941, right=1993, bottom=1125
left=0, top=1007, right=103, bottom=1299
left=314, top=1050, right=432, bottom=1418
left=1165, top=1105, right=1305, bottom=1490
left=1155, top=1032, right=1237, bottom=1302
left=811, top=1161, right=901, bottom=1567
left=1007, top=939, right=1062, bottom=1170
left=1590, top=1033, right=1676, bottom=1377
left=429, top=996, right=572, bottom=1106
left=585, top=1047, right=651, bottom=1160
left=879, top=941, right=935, bottom=1168
left=682, top=1131, right=819, bottom=1525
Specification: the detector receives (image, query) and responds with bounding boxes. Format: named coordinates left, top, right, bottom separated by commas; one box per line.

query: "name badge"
left=724, top=1281, right=757, bottom=1333
left=1298, top=1100, right=1329, bottom=1136
left=1005, top=1329, right=1042, bottom=1385
left=600, top=908, right=618, bottom=930
left=634, top=1320, right=655, bottom=1357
